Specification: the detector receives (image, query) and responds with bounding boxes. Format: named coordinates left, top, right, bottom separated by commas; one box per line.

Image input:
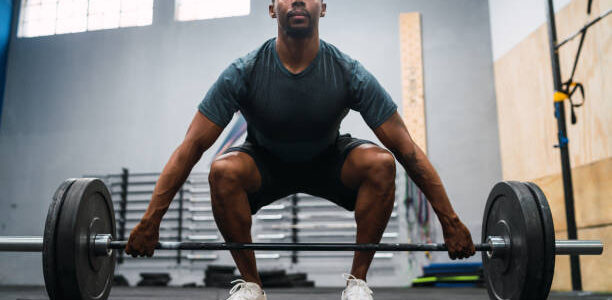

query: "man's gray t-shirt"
left=198, top=38, right=397, bottom=162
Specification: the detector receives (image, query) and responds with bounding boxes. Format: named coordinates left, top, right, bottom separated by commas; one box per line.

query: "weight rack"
left=89, top=168, right=407, bottom=283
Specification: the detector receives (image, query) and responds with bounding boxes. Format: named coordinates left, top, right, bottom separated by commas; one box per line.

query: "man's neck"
left=275, top=30, right=320, bottom=74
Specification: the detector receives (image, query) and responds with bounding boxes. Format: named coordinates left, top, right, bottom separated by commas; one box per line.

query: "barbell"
left=0, top=178, right=604, bottom=300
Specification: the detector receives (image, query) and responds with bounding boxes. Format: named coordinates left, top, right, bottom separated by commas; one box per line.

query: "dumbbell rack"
left=251, top=193, right=401, bottom=276
left=90, top=168, right=409, bottom=286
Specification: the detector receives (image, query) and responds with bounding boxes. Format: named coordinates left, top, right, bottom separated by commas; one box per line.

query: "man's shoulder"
left=231, top=38, right=275, bottom=73
left=320, top=39, right=358, bottom=71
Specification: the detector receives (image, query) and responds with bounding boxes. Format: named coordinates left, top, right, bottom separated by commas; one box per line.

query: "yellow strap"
left=554, top=91, right=569, bottom=102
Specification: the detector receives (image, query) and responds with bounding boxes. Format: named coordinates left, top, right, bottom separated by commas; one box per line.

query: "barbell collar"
left=486, top=236, right=508, bottom=259
left=93, top=234, right=114, bottom=257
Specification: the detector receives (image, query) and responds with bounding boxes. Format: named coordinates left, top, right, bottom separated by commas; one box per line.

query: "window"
left=175, top=0, right=250, bottom=22
left=18, top=0, right=154, bottom=38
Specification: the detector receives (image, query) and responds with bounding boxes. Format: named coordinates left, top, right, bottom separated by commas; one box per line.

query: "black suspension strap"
left=553, top=8, right=612, bottom=125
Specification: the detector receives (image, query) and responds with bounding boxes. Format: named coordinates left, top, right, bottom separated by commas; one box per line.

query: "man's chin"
left=285, top=27, right=314, bottom=38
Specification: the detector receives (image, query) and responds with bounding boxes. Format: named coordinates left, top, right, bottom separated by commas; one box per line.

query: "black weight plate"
left=523, top=182, right=556, bottom=299
left=262, top=277, right=293, bottom=288
left=140, top=272, right=171, bottom=280
left=287, top=273, right=308, bottom=282
left=292, top=280, right=315, bottom=287
left=55, top=178, right=116, bottom=300
left=482, top=181, right=546, bottom=300
left=204, top=273, right=241, bottom=288
left=43, top=178, right=77, bottom=300
left=259, top=269, right=286, bottom=280
left=206, top=265, right=236, bottom=274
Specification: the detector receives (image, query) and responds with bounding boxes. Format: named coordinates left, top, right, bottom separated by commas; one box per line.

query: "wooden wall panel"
left=399, top=13, right=427, bottom=153
left=494, top=25, right=557, bottom=180
left=494, top=1, right=611, bottom=291
left=556, top=0, right=612, bottom=168
left=551, top=225, right=612, bottom=292
left=533, top=157, right=612, bottom=231
left=494, top=0, right=612, bottom=181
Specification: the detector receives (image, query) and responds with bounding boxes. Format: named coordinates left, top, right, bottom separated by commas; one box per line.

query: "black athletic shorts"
left=224, top=134, right=376, bottom=214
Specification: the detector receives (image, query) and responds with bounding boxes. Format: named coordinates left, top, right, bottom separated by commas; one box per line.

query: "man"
left=125, top=0, right=476, bottom=299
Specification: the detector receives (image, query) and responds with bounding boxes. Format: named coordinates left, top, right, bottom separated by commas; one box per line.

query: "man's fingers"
left=127, top=242, right=143, bottom=258
left=450, top=244, right=475, bottom=259
left=449, top=248, right=458, bottom=260
left=464, top=243, right=476, bottom=257
left=458, top=246, right=471, bottom=259
left=124, top=240, right=158, bottom=258
left=463, top=244, right=476, bottom=258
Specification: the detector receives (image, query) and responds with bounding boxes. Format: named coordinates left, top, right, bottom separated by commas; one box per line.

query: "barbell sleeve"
left=0, top=236, right=43, bottom=252
left=554, top=240, right=604, bottom=255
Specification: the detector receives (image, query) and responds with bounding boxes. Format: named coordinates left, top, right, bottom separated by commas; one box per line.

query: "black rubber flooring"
left=1, top=286, right=611, bottom=300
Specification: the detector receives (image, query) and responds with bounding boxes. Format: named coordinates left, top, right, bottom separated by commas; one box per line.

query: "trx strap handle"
left=554, top=81, right=585, bottom=125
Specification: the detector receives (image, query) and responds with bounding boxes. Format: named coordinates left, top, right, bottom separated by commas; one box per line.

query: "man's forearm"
left=142, top=142, right=206, bottom=224
left=393, top=146, right=459, bottom=226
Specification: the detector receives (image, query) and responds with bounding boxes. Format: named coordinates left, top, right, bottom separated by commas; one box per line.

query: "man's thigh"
left=302, top=134, right=380, bottom=211
left=340, top=144, right=396, bottom=190
left=223, top=135, right=383, bottom=213
left=211, top=150, right=262, bottom=194
left=222, top=142, right=296, bottom=214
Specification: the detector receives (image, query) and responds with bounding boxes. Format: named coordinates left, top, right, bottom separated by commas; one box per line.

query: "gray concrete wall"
left=0, top=0, right=500, bottom=285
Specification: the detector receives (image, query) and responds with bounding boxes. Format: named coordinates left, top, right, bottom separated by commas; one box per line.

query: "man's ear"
left=269, top=4, right=277, bottom=18
left=320, top=2, right=326, bottom=17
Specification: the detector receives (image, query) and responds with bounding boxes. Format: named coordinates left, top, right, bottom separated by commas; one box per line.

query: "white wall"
left=488, top=0, right=572, bottom=60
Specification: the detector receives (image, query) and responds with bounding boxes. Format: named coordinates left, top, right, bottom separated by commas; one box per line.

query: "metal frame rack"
left=92, top=168, right=406, bottom=285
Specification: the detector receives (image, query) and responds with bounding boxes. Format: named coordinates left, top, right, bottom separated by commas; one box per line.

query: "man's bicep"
left=373, top=112, right=416, bottom=153
left=185, top=111, right=224, bottom=149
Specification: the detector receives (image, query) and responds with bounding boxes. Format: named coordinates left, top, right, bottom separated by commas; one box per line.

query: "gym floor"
left=1, top=286, right=611, bottom=300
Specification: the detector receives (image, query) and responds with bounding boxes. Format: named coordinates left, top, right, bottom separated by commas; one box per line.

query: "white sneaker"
left=341, top=274, right=374, bottom=300
left=225, top=279, right=267, bottom=300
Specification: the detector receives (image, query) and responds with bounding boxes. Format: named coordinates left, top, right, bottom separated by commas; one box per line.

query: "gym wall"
left=0, top=0, right=499, bottom=285
left=489, top=0, right=611, bottom=292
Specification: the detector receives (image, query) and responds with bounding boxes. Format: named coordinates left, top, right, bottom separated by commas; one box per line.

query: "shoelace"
left=228, top=279, right=258, bottom=300
left=342, top=274, right=373, bottom=298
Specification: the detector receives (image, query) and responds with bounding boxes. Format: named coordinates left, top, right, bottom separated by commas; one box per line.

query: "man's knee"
left=210, top=158, right=240, bottom=186
left=209, top=154, right=252, bottom=199
left=360, top=148, right=396, bottom=187
left=345, top=146, right=396, bottom=195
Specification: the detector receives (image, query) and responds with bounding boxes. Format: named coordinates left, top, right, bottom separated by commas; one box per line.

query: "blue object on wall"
left=0, top=0, right=12, bottom=126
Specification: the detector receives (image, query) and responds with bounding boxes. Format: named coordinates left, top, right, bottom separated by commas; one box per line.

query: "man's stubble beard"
left=282, top=13, right=315, bottom=38
left=284, top=25, right=314, bottom=38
